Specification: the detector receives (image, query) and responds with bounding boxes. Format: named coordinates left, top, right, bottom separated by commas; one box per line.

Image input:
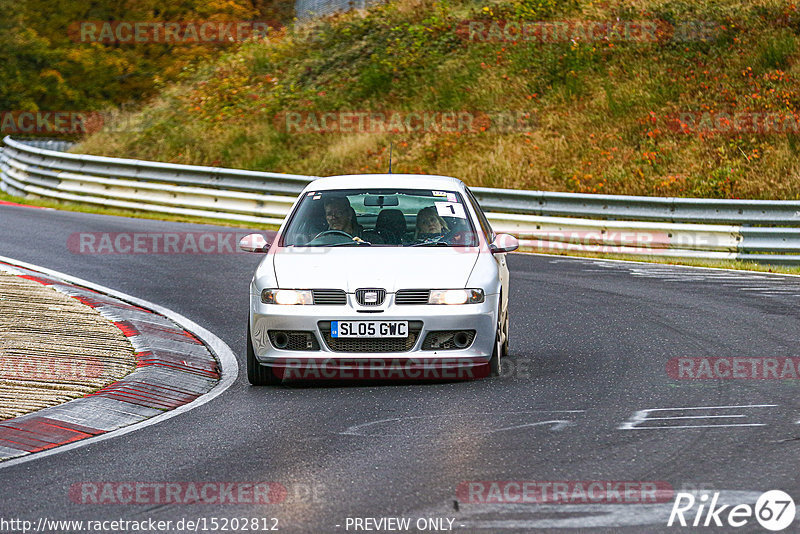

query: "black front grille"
left=355, top=288, right=386, bottom=306
left=312, top=289, right=346, bottom=305
left=318, top=321, right=422, bottom=353
left=395, top=289, right=430, bottom=305
left=422, top=330, right=476, bottom=350
left=268, top=331, right=320, bottom=351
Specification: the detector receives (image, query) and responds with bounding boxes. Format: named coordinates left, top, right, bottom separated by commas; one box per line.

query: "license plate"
left=331, top=321, right=408, bottom=338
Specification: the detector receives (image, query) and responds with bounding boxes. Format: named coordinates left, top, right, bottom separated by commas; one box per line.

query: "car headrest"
left=376, top=209, right=406, bottom=232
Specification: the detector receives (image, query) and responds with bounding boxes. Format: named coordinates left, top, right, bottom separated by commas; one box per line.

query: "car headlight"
left=261, top=289, right=314, bottom=305
left=428, top=289, right=484, bottom=305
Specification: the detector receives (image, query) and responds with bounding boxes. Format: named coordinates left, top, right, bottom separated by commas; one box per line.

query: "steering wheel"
left=313, top=230, right=355, bottom=240
left=416, top=229, right=464, bottom=246
left=441, top=228, right=461, bottom=241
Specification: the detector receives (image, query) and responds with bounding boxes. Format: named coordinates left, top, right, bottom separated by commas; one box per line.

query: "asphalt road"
left=1, top=203, right=800, bottom=533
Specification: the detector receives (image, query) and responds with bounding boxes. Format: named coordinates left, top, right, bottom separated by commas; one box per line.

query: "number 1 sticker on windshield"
left=435, top=202, right=466, bottom=219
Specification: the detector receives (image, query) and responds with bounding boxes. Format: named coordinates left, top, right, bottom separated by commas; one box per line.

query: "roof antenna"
left=388, top=142, right=393, bottom=174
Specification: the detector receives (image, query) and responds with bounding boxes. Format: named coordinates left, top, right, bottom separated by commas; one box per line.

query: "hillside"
left=75, top=0, right=800, bottom=199
left=0, top=0, right=292, bottom=111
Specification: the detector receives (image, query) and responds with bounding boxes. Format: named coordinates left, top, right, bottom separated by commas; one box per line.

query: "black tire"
left=247, top=323, right=280, bottom=386
left=489, top=330, right=502, bottom=377
left=501, top=304, right=510, bottom=358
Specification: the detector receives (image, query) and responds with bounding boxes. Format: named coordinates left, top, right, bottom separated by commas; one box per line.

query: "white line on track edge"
left=516, top=250, right=800, bottom=278
left=0, top=254, right=239, bottom=470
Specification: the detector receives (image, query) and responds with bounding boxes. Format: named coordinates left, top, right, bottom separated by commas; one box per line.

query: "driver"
left=415, top=206, right=449, bottom=240
left=324, top=196, right=363, bottom=236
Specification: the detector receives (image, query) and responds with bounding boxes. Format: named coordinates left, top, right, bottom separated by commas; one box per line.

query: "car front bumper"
left=249, top=295, right=498, bottom=378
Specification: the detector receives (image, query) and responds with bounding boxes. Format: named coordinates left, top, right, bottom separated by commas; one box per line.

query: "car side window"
left=465, top=188, right=494, bottom=242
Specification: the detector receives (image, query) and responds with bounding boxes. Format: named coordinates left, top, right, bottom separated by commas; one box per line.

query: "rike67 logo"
left=668, top=490, right=796, bottom=531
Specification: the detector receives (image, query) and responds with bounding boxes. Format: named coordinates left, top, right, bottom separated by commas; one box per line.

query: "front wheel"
left=247, top=323, right=281, bottom=386
left=489, top=330, right=502, bottom=377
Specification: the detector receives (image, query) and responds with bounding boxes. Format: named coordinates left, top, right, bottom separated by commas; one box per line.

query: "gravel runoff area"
left=0, top=271, right=136, bottom=420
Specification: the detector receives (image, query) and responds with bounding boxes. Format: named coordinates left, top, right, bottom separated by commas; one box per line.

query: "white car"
left=239, top=174, right=518, bottom=384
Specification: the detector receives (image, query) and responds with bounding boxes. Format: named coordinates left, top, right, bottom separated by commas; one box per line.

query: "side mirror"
left=489, top=234, right=519, bottom=254
left=239, top=233, right=270, bottom=253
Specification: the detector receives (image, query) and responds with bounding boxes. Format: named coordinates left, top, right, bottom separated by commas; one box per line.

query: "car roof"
left=307, top=174, right=467, bottom=191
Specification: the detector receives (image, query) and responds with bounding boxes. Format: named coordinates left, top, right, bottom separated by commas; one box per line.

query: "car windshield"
left=281, top=188, right=480, bottom=247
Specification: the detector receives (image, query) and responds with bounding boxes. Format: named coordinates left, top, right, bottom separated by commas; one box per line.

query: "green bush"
left=756, top=30, right=797, bottom=71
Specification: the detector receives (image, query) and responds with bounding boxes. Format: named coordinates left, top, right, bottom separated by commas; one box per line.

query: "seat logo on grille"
left=356, top=288, right=385, bottom=306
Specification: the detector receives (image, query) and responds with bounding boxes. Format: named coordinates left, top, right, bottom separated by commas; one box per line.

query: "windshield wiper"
left=330, top=240, right=372, bottom=247
left=409, top=241, right=450, bottom=247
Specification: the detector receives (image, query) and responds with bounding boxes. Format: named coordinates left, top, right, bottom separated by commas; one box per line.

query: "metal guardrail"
left=295, top=0, right=385, bottom=21
left=0, top=136, right=310, bottom=225
left=2, top=135, right=800, bottom=264
left=5, top=138, right=74, bottom=153
left=471, top=187, right=800, bottom=226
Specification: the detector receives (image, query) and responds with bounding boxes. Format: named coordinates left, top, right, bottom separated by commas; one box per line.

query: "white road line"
left=489, top=420, right=575, bottom=433
left=634, top=404, right=778, bottom=411
left=740, top=287, right=800, bottom=292
left=521, top=252, right=800, bottom=280
left=417, top=491, right=766, bottom=529
left=532, top=252, right=800, bottom=280
left=340, top=411, right=585, bottom=436
left=618, top=404, right=777, bottom=430
left=0, top=255, right=239, bottom=470
left=624, top=424, right=766, bottom=429
left=644, top=415, right=746, bottom=420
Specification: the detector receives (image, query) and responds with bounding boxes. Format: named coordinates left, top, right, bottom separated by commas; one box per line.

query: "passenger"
left=415, top=206, right=449, bottom=240
left=323, top=196, right=363, bottom=236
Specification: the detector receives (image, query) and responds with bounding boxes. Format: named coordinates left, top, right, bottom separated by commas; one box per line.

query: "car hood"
left=273, top=247, right=480, bottom=292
